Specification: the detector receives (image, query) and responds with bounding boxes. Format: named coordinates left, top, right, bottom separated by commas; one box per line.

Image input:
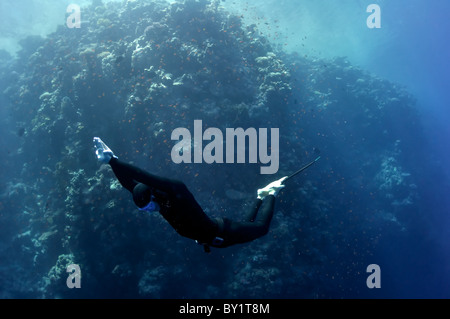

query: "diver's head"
left=133, top=183, right=160, bottom=213
left=133, top=183, right=152, bottom=208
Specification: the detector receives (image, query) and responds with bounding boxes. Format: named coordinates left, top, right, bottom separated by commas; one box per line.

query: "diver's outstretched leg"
left=93, top=137, right=118, bottom=164
left=253, top=195, right=275, bottom=230
left=219, top=196, right=276, bottom=247
left=243, top=199, right=262, bottom=222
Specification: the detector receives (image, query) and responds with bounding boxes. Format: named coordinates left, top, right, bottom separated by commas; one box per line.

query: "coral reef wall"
left=0, top=0, right=429, bottom=298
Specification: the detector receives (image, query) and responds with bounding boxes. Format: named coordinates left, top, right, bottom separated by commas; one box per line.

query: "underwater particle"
left=115, top=56, right=124, bottom=64
left=225, top=189, right=249, bottom=200
left=17, top=127, right=25, bottom=137
left=106, top=199, right=116, bottom=209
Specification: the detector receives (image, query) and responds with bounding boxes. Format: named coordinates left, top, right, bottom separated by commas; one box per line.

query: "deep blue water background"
left=0, top=0, right=449, bottom=298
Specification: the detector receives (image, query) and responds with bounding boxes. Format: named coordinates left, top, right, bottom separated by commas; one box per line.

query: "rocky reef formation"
left=0, top=0, right=428, bottom=298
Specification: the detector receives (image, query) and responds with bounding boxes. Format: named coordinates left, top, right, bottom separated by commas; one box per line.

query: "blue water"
left=0, top=0, right=449, bottom=299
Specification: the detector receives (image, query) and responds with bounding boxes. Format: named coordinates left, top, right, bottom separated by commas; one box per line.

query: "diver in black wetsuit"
left=93, top=137, right=287, bottom=252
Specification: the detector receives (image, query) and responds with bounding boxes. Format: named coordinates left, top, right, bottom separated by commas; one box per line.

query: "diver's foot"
left=93, top=137, right=118, bottom=163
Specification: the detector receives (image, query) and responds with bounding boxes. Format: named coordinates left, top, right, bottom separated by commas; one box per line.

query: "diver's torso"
left=158, top=197, right=218, bottom=243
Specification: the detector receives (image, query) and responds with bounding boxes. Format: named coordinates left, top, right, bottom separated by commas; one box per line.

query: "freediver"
left=93, top=137, right=319, bottom=252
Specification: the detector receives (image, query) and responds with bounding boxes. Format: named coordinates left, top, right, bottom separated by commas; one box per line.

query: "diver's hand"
left=257, top=176, right=288, bottom=200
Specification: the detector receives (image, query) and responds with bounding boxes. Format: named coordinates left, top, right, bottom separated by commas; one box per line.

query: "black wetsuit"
left=109, top=158, right=276, bottom=250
